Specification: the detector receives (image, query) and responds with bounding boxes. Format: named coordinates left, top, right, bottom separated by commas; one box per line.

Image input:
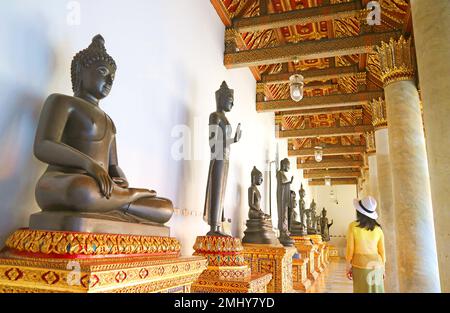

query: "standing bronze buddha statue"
left=276, top=158, right=294, bottom=246
left=203, top=81, right=242, bottom=236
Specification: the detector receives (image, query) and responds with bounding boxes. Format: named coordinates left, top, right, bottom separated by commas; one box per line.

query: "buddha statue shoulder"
left=33, top=35, right=173, bottom=226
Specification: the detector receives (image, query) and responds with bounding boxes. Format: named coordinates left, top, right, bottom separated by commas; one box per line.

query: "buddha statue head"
left=299, top=183, right=305, bottom=198
left=251, top=166, right=263, bottom=186
left=290, top=190, right=297, bottom=208
left=280, top=158, right=290, bottom=172
left=71, top=34, right=117, bottom=100
left=322, top=207, right=327, bottom=217
left=215, top=81, right=234, bottom=112
left=310, top=199, right=317, bottom=212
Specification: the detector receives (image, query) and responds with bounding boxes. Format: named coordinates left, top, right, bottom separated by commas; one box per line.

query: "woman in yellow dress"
left=346, top=196, right=385, bottom=293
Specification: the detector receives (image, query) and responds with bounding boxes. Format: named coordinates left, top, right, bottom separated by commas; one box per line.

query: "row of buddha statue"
left=241, top=162, right=334, bottom=247
left=29, top=34, right=332, bottom=249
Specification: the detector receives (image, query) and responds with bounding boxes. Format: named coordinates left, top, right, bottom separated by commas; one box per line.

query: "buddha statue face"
left=251, top=166, right=263, bottom=186
left=216, top=81, right=234, bottom=112
left=71, top=34, right=117, bottom=101
left=79, top=60, right=115, bottom=100
left=280, top=158, right=290, bottom=172
left=299, top=184, right=305, bottom=198
left=322, top=208, right=327, bottom=217
left=290, top=191, right=297, bottom=208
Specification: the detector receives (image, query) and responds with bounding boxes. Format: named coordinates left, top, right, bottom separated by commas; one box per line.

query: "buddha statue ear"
left=72, top=62, right=82, bottom=95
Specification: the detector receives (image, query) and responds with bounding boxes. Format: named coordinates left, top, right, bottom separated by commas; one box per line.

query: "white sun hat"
left=353, top=196, right=378, bottom=220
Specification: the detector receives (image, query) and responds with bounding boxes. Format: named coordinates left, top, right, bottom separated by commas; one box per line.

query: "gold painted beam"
left=288, top=145, right=366, bottom=157
left=308, top=178, right=358, bottom=185
left=279, top=106, right=362, bottom=117
left=261, top=65, right=360, bottom=85
left=297, top=159, right=363, bottom=169
left=224, top=31, right=400, bottom=68
left=233, top=1, right=359, bottom=33
left=257, top=90, right=383, bottom=112
left=304, top=170, right=361, bottom=179
left=279, top=125, right=373, bottom=139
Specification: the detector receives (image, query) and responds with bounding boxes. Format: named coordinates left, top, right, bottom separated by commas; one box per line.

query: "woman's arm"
left=378, top=230, right=386, bottom=265
left=345, top=223, right=354, bottom=280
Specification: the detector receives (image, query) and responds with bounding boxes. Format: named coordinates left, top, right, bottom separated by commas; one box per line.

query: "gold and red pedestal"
left=242, top=243, right=296, bottom=293
left=309, top=235, right=326, bottom=273
left=0, top=228, right=207, bottom=293
left=291, top=236, right=319, bottom=282
left=327, top=245, right=340, bottom=261
left=292, top=256, right=312, bottom=292
left=191, top=236, right=272, bottom=293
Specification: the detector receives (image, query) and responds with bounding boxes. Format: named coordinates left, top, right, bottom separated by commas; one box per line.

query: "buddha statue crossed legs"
left=33, top=35, right=173, bottom=228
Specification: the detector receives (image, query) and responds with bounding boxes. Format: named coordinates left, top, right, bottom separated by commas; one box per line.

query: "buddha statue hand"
left=112, top=177, right=128, bottom=188
left=234, top=123, right=242, bottom=143
left=87, top=161, right=114, bottom=199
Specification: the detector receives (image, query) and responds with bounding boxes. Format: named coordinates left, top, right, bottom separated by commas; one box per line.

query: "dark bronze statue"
left=305, top=199, right=318, bottom=235
left=320, top=208, right=333, bottom=242
left=288, top=190, right=307, bottom=236
left=298, top=184, right=307, bottom=233
left=203, top=81, right=242, bottom=236
left=248, top=167, right=270, bottom=220
left=242, top=167, right=280, bottom=245
left=276, top=158, right=294, bottom=246
left=31, top=35, right=173, bottom=235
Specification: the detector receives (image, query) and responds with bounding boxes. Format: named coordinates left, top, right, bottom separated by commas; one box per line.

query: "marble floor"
left=308, top=258, right=353, bottom=293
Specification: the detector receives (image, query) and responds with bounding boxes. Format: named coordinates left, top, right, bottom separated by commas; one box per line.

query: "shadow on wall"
left=0, top=8, right=55, bottom=246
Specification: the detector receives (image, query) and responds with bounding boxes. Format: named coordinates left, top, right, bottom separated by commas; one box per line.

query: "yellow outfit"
left=346, top=221, right=385, bottom=269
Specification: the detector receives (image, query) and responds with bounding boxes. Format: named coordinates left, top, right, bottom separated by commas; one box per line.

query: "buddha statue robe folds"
left=30, top=35, right=173, bottom=235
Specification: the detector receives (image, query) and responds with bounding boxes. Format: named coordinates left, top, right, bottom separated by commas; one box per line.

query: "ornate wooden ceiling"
left=211, top=0, right=412, bottom=186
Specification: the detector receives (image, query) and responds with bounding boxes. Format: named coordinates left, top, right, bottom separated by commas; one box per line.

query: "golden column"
left=370, top=97, right=399, bottom=292
left=377, top=37, right=440, bottom=292
left=411, top=0, right=450, bottom=292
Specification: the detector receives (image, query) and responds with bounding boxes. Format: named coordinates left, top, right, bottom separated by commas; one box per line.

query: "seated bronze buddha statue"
left=31, top=35, right=173, bottom=232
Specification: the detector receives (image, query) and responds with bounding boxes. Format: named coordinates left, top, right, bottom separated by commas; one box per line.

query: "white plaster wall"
left=0, top=0, right=304, bottom=255
left=311, top=185, right=357, bottom=256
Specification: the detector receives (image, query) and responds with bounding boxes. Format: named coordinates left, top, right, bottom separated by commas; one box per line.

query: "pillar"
left=365, top=131, right=379, bottom=203
left=371, top=97, right=399, bottom=292
left=411, top=0, right=450, bottom=292
left=377, top=37, right=440, bottom=292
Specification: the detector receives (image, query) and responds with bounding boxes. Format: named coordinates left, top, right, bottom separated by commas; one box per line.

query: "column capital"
left=370, top=97, right=388, bottom=129
left=377, top=36, right=415, bottom=87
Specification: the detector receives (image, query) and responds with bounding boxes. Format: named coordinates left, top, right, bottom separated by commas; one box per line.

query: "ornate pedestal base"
left=242, top=219, right=280, bottom=245
left=191, top=236, right=271, bottom=293
left=242, top=243, right=295, bottom=293
left=327, top=245, right=340, bottom=260
left=0, top=228, right=207, bottom=293
left=291, top=236, right=319, bottom=282
left=310, top=235, right=326, bottom=273
left=292, top=257, right=312, bottom=292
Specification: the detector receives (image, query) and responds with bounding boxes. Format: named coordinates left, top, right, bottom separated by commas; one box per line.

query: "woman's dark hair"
left=356, top=211, right=382, bottom=231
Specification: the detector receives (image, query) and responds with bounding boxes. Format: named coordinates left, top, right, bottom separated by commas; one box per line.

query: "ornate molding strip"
left=5, top=228, right=181, bottom=258
left=225, top=31, right=400, bottom=68
left=289, top=145, right=366, bottom=157
left=261, top=65, right=360, bottom=85
left=233, top=1, right=360, bottom=32
left=257, top=90, right=384, bottom=112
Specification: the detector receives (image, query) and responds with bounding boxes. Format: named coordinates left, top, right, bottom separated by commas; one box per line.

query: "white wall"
left=311, top=185, right=357, bottom=256
left=0, top=0, right=294, bottom=255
